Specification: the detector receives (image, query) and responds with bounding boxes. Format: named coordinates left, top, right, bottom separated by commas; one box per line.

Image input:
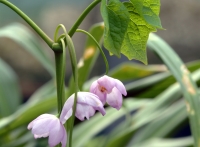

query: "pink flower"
left=60, top=92, right=106, bottom=123
left=90, top=75, right=127, bottom=110
left=27, top=114, right=67, bottom=147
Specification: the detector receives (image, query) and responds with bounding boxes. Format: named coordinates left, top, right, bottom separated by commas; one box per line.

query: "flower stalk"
left=64, top=31, right=79, bottom=147
left=52, top=0, right=102, bottom=51
left=76, top=29, right=109, bottom=75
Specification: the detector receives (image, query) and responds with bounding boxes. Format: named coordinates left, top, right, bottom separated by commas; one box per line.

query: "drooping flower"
left=28, top=114, right=67, bottom=147
left=60, top=92, right=106, bottom=123
left=90, top=75, right=127, bottom=110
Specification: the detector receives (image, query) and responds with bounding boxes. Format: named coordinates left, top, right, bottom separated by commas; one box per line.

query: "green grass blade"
left=147, top=33, right=200, bottom=147
left=0, top=81, right=57, bottom=135
left=109, top=62, right=167, bottom=81
left=105, top=67, right=200, bottom=147
left=0, top=23, right=55, bottom=76
left=134, top=137, right=193, bottom=147
left=0, top=58, right=21, bottom=117
left=128, top=99, right=187, bottom=145
left=126, top=60, right=200, bottom=98
left=73, top=98, right=152, bottom=147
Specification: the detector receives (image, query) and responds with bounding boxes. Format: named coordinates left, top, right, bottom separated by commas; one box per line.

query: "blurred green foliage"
left=0, top=22, right=199, bottom=147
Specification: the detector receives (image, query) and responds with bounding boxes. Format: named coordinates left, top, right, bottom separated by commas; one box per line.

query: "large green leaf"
left=0, top=58, right=21, bottom=117
left=121, top=2, right=156, bottom=64
left=101, top=0, right=129, bottom=57
left=142, top=0, right=162, bottom=28
left=130, top=0, right=162, bottom=28
left=101, top=0, right=162, bottom=64
left=129, top=0, right=143, bottom=15
left=0, top=23, right=55, bottom=76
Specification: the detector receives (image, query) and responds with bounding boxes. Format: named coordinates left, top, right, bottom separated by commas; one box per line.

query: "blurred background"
left=0, top=0, right=200, bottom=101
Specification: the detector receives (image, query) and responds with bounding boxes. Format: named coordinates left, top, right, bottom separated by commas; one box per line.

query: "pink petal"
left=34, top=133, right=49, bottom=139
left=28, top=114, right=53, bottom=130
left=27, top=122, right=34, bottom=130
left=94, top=88, right=107, bottom=105
left=61, top=124, right=67, bottom=147
left=64, top=108, right=72, bottom=121
left=77, top=92, right=102, bottom=107
left=90, top=80, right=98, bottom=93
left=48, top=120, right=65, bottom=147
left=75, top=104, right=94, bottom=121
left=88, top=106, right=96, bottom=118
left=95, top=106, right=106, bottom=116
left=60, top=96, right=74, bottom=124
left=32, top=116, right=57, bottom=135
left=75, top=104, right=85, bottom=121
left=90, top=81, right=107, bottom=104
left=77, top=92, right=106, bottom=115
left=97, top=75, right=115, bottom=93
left=28, top=114, right=67, bottom=147
left=114, top=79, right=127, bottom=96
left=106, top=87, right=122, bottom=110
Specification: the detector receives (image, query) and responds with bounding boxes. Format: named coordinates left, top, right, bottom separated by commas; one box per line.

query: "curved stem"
left=0, top=0, right=54, bottom=48
left=52, top=0, right=101, bottom=51
left=68, top=0, right=101, bottom=36
left=76, top=29, right=109, bottom=74
left=54, top=24, right=70, bottom=116
left=55, top=24, right=79, bottom=147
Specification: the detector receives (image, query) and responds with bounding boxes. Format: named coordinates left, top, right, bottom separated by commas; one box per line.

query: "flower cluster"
left=90, top=75, right=127, bottom=110
left=28, top=76, right=126, bottom=147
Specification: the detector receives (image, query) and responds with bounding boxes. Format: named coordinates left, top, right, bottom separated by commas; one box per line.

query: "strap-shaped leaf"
left=147, top=33, right=200, bottom=147
left=109, top=62, right=167, bottom=81
left=73, top=98, right=152, bottom=147
left=0, top=58, right=21, bottom=117
left=133, top=136, right=193, bottom=147
left=0, top=23, right=55, bottom=76
left=0, top=82, right=57, bottom=135
left=128, top=99, right=187, bottom=145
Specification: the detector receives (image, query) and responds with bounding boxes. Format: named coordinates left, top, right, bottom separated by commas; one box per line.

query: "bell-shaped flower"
left=28, top=114, right=67, bottom=147
left=60, top=92, right=106, bottom=123
left=90, top=75, right=127, bottom=110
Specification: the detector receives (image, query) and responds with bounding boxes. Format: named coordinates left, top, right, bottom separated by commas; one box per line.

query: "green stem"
left=0, top=0, right=54, bottom=48
left=52, top=0, right=101, bottom=51
left=54, top=24, right=79, bottom=147
left=68, top=0, right=101, bottom=36
left=54, top=39, right=66, bottom=115
left=76, top=29, right=109, bottom=74
left=53, top=24, right=69, bottom=117
left=65, top=33, right=79, bottom=147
